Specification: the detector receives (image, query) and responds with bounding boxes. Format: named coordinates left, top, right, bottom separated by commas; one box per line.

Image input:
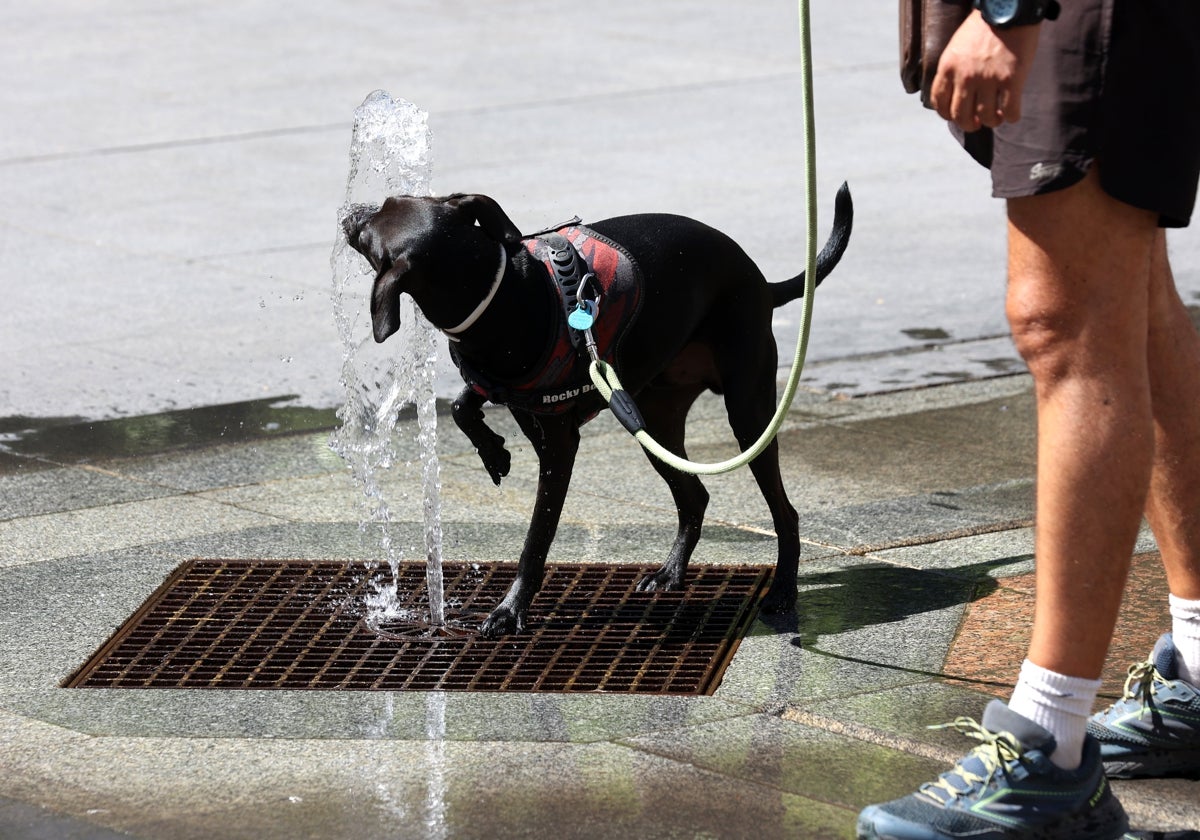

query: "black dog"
left=342, top=187, right=852, bottom=636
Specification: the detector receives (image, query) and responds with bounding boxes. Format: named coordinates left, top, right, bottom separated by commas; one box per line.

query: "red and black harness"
left=449, top=224, right=643, bottom=415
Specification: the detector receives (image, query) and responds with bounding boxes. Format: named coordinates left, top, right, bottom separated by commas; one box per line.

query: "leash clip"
left=570, top=273, right=603, bottom=361
left=582, top=326, right=600, bottom=363
left=569, top=291, right=601, bottom=362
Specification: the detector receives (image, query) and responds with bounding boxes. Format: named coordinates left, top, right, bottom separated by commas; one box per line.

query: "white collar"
left=443, top=244, right=506, bottom=341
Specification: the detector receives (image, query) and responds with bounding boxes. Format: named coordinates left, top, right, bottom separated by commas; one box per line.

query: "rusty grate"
left=65, top=560, right=770, bottom=694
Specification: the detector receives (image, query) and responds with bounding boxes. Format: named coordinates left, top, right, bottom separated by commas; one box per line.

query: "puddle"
left=0, top=395, right=340, bottom=466
left=901, top=327, right=952, bottom=342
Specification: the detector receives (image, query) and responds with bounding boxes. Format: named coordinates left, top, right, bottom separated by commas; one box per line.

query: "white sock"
left=1007, top=659, right=1102, bottom=770
left=1169, top=593, right=1200, bottom=686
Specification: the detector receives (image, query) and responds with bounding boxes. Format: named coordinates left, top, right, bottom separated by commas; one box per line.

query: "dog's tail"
left=770, top=181, right=853, bottom=308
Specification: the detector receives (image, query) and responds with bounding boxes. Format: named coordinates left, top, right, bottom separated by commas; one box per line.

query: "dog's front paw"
left=760, top=579, right=797, bottom=614
left=479, top=603, right=526, bottom=638
left=636, top=567, right=684, bottom=593
left=478, top=441, right=511, bottom=486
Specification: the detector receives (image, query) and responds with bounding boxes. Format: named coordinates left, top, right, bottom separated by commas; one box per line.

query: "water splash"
left=329, top=90, right=445, bottom=628
left=423, top=691, right=449, bottom=839
left=366, top=691, right=449, bottom=837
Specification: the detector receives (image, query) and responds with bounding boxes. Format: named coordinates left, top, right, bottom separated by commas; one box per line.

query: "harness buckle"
left=543, top=232, right=601, bottom=354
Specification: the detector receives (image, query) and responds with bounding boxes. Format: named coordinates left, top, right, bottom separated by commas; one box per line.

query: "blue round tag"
left=568, top=303, right=596, bottom=331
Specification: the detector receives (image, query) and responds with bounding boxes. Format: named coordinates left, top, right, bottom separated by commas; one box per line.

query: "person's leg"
left=1144, top=233, right=1200, bottom=600
left=1000, top=169, right=1160, bottom=771
left=1082, top=233, right=1200, bottom=780
left=855, top=170, right=1146, bottom=839
left=1144, top=233, right=1200, bottom=685
left=1005, top=168, right=1159, bottom=683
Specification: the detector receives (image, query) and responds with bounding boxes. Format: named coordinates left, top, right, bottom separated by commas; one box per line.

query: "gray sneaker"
left=1087, top=633, right=1200, bottom=779
left=857, top=700, right=1128, bottom=839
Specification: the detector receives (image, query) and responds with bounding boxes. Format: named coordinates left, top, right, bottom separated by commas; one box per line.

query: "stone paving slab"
left=2, top=376, right=1198, bottom=837
left=4, top=1, right=1200, bottom=836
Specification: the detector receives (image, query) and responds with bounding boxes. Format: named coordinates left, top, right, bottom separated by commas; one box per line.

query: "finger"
left=930, top=70, right=954, bottom=121
left=975, top=87, right=1004, bottom=128
left=1000, top=88, right=1023, bottom=124
left=950, top=83, right=981, bottom=132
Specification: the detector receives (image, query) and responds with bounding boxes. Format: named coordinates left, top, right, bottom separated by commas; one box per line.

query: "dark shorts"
left=954, top=0, right=1200, bottom=228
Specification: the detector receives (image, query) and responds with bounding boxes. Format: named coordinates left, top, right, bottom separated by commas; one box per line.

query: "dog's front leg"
left=479, top=410, right=580, bottom=638
left=451, top=386, right=511, bottom=485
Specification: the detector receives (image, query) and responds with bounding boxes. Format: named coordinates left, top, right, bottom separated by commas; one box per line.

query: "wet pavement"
left=4, top=1, right=1200, bottom=838
left=3, top=379, right=1199, bottom=838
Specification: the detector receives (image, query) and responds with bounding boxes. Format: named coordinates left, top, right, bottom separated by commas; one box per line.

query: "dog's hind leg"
left=717, top=343, right=802, bottom=615
left=631, top=384, right=710, bottom=593
left=479, top=409, right=580, bottom=638
left=742, top=438, right=801, bottom=614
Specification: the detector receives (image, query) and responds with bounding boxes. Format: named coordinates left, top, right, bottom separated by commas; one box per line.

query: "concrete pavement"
left=2, top=1, right=1200, bottom=838
left=7, top=0, right=1198, bottom=422
left=3, top=377, right=1199, bottom=837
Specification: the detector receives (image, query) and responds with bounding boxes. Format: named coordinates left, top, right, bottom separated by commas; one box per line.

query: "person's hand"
left=930, top=11, right=1041, bottom=131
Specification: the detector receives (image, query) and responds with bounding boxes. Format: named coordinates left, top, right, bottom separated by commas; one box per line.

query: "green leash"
left=587, top=0, right=820, bottom=476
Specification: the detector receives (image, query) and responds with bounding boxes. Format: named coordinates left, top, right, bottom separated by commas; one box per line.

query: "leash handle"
left=589, top=0, right=819, bottom=476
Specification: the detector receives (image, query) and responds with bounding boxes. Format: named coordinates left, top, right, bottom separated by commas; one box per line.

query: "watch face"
left=985, top=0, right=1019, bottom=23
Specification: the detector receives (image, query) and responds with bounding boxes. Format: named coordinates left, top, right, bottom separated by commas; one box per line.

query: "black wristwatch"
left=974, top=0, right=1060, bottom=28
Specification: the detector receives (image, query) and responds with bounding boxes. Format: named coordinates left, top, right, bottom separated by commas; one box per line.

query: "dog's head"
left=341, top=193, right=523, bottom=343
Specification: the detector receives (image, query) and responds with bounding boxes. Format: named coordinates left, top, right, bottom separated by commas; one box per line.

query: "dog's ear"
left=371, top=256, right=409, bottom=343
left=447, top=194, right=522, bottom=245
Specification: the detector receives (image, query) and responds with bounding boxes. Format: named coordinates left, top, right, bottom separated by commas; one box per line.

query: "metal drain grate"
left=65, top=560, right=770, bottom=694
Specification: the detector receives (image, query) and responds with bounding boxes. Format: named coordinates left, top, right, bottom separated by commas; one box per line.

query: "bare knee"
left=1003, top=170, right=1158, bottom=385
left=1005, top=259, right=1149, bottom=387
left=1006, top=286, right=1082, bottom=384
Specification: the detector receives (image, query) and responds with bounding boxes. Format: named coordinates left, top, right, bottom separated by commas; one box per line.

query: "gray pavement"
left=3, top=379, right=1198, bottom=838
left=6, top=0, right=1199, bottom=422
left=2, top=1, right=1200, bottom=838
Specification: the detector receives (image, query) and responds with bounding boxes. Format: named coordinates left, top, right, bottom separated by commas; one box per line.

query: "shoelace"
left=920, top=717, right=1025, bottom=802
left=1121, top=657, right=1164, bottom=705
